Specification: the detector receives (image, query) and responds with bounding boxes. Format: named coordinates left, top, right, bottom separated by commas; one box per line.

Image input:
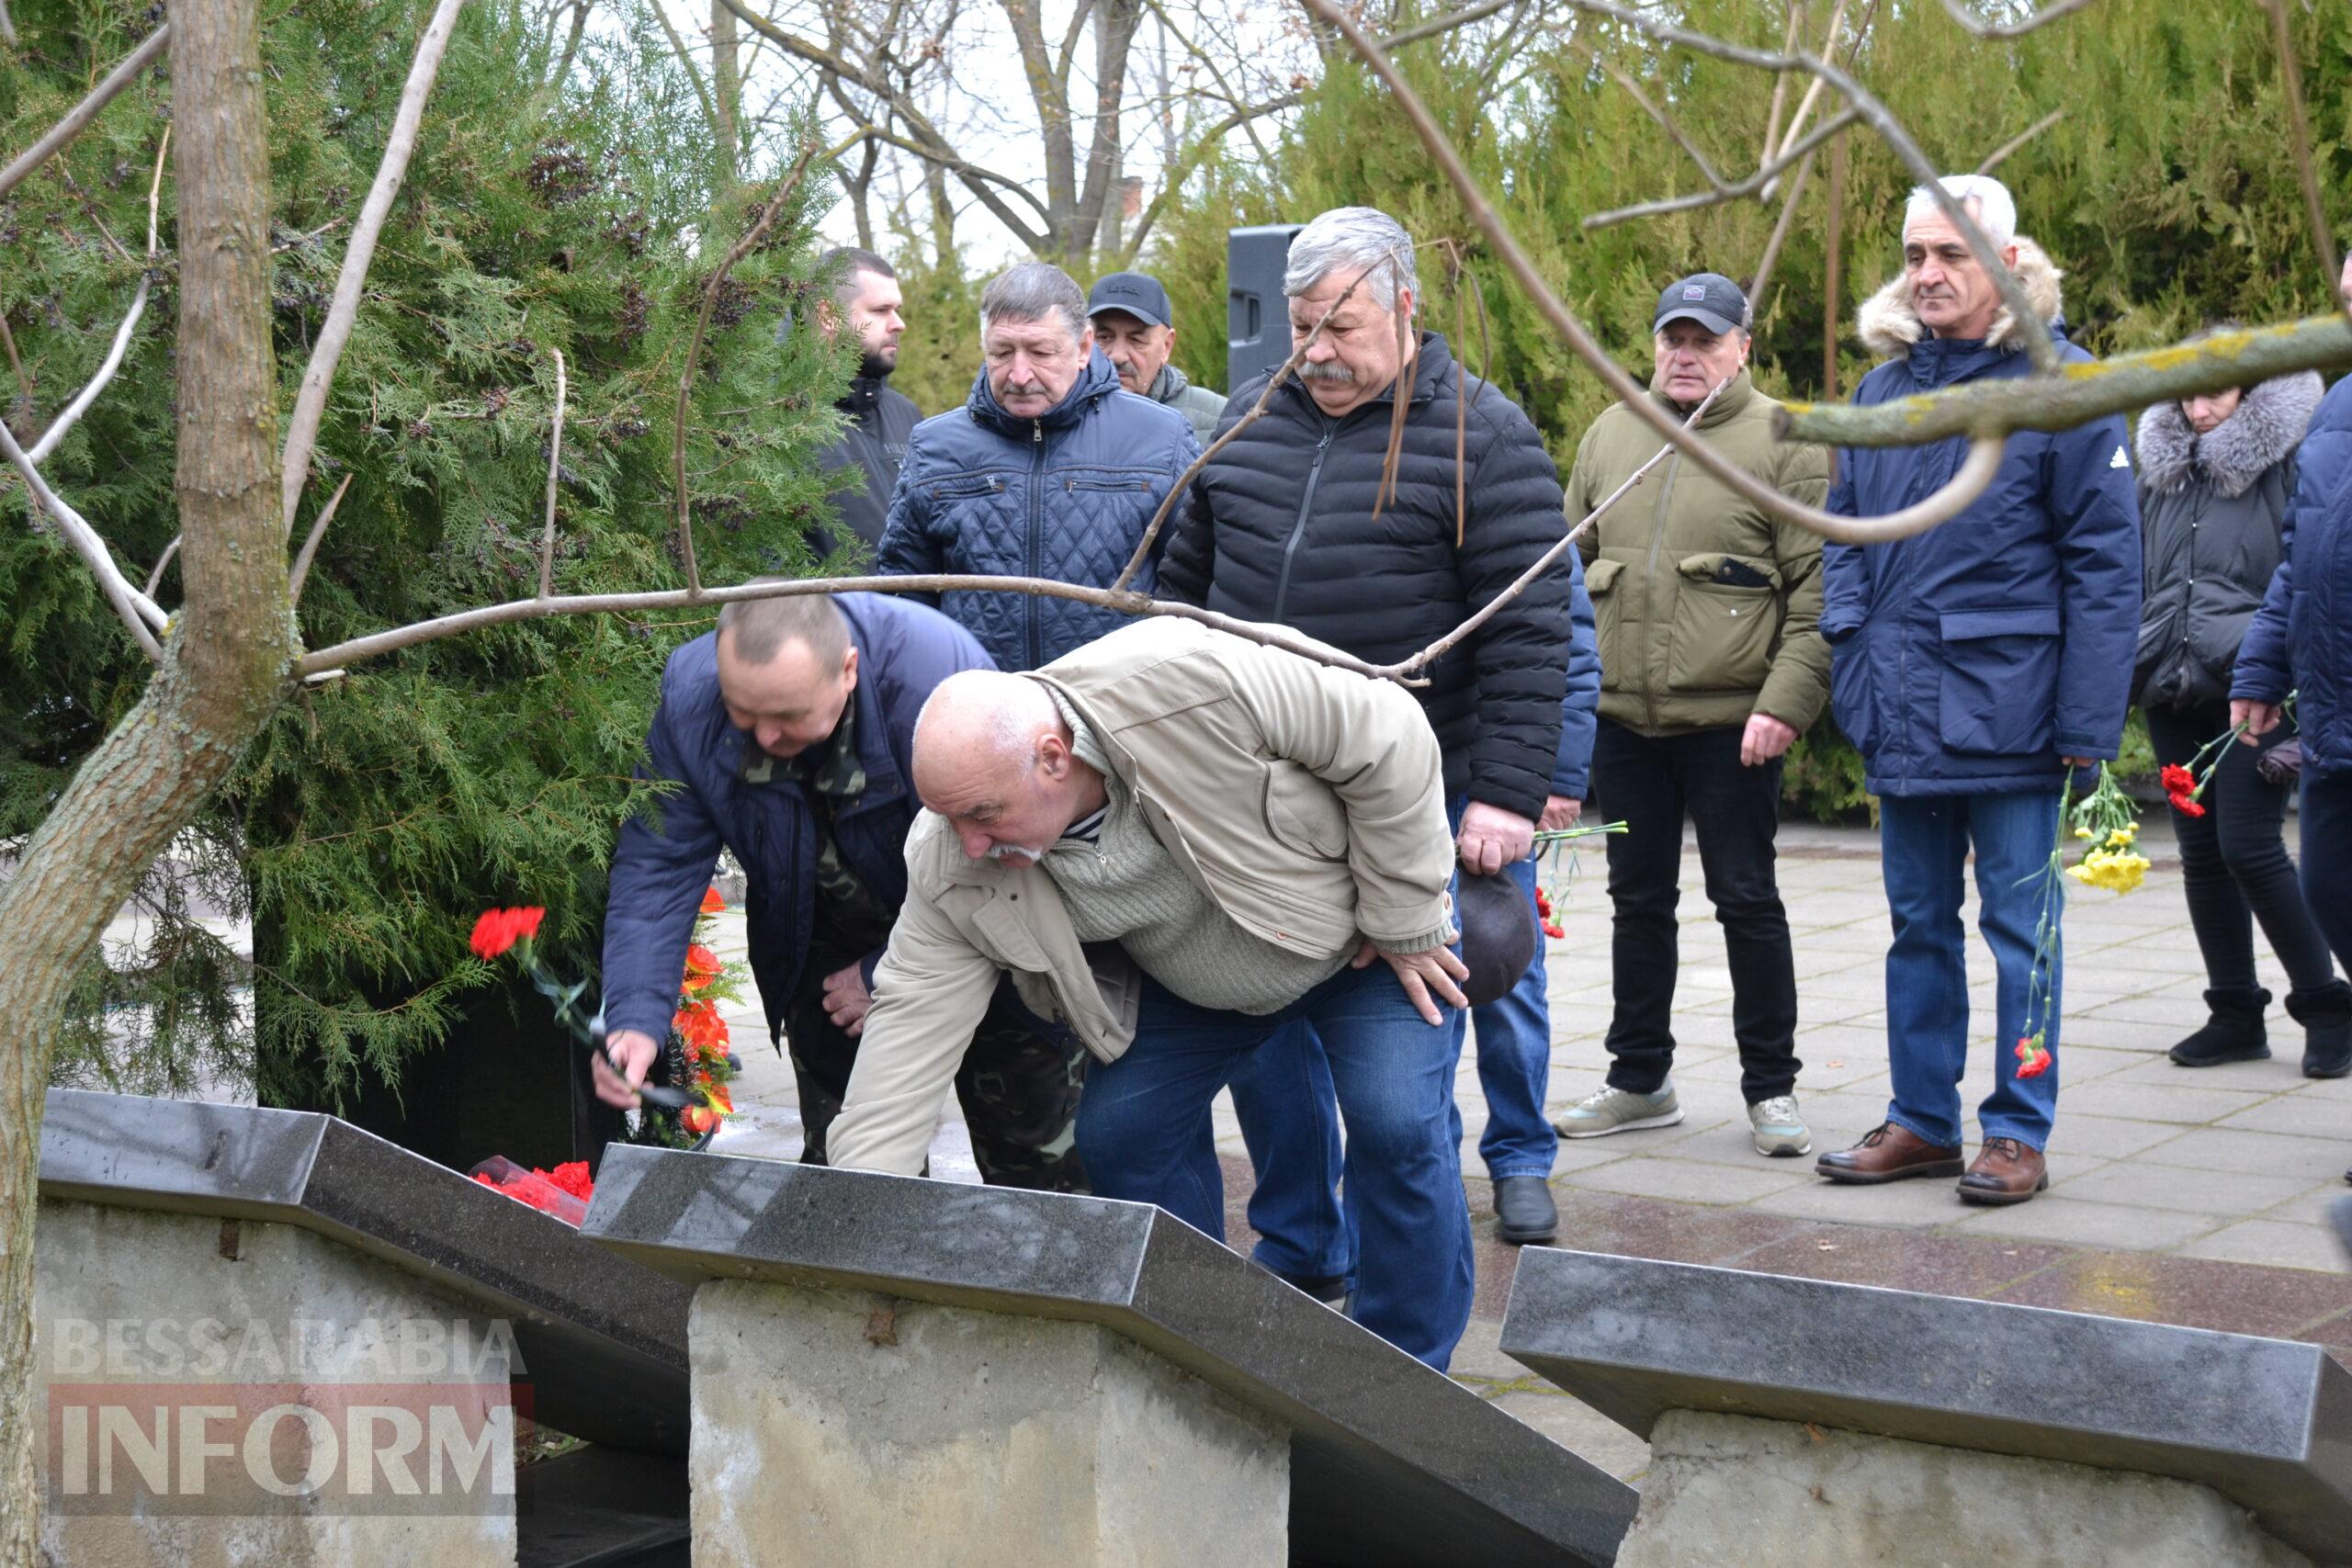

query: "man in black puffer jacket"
left=1161, top=205, right=1576, bottom=1269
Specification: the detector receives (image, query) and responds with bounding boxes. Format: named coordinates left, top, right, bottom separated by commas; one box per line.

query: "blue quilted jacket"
left=876, top=350, right=1201, bottom=670
left=2235, top=375, right=2352, bottom=775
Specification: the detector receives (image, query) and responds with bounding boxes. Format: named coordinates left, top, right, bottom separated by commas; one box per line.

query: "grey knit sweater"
left=1042, top=694, right=1351, bottom=1014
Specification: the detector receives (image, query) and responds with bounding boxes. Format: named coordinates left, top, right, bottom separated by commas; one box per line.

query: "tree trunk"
left=0, top=0, right=290, bottom=1551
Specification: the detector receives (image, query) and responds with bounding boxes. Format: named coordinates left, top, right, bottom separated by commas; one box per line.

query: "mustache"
left=985, top=841, right=1050, bottom=863
left=1297, top=361, right=1357, bottom=385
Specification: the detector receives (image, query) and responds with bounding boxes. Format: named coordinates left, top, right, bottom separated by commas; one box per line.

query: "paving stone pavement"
left=699, top=813, right=2352, bottom=1484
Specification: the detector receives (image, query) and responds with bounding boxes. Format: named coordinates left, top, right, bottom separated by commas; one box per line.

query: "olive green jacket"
left=1568, top=370, right=1831, bottom=735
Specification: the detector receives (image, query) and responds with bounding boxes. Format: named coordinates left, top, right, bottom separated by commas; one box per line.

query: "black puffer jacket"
left=1161, top=332, right=1572, bottom=818
left=2132, top=370, right=2323, bottom=708
left=814, top=374, right=922, bottom=554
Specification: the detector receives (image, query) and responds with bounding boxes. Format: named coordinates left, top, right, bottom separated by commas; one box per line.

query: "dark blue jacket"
left=1823, top=330, right=2141, bottom=797
left=1552, top=553, right=1601, bottom=798
left=876, top=348, right=1201, bottom=670
left=600, top=594, right=991, bottom=1046
left=2234, top=375, right=2352, bottom=775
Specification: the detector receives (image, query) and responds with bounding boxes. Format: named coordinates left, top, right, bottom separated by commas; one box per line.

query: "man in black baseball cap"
left=1654, top=271, right=1749, bottom=337
left=1552, top=265, right=1829, bottom=1164
left=1087, top=270, right=1227, bottom=442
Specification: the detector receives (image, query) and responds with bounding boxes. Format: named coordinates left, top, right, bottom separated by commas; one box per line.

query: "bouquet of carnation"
left=469, top=888, right=741, bottom=1151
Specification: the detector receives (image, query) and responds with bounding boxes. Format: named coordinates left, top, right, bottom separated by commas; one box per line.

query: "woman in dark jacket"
left=2134, top=363, right=2348, bottom=1075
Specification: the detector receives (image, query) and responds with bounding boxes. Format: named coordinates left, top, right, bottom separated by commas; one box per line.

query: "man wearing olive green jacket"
left=825, top=616, right=1477, bottom=1370
left=1555, top=273, right=1831, bottom=1159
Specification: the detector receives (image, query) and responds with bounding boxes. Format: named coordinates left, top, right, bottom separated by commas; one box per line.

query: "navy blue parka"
left=1822, top=254, right=2141, bottom=797
left=2234, top=375, right=2352, bottom=775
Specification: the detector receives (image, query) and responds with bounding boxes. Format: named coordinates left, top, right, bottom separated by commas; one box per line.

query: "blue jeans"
left=1078, top=964, right=1475, bottom=1371
left=1227, top=796, right=1557, bottom=1285
left=1878, top=791, right=2064, bottom=1151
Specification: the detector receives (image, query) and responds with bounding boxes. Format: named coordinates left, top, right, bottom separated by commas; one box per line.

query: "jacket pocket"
left=1829, top=636, right=1878, bottom=756
left=1667, top=554, right=1781, bottom=694
left=1261, top=760, right=1350, bottom=862
left=1583, top=557, right=1627, bottom=693
left=927, top=472, right=1005, bottom=502
left=1936, top=606, right=2060, bottom=756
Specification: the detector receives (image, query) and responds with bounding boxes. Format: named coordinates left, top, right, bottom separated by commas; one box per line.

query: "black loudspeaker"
left=1227, top=223, right=1303, bottom=392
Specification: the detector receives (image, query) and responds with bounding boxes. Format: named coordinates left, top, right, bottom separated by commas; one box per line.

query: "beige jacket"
left=825, top=617, right=1453, bottom=1176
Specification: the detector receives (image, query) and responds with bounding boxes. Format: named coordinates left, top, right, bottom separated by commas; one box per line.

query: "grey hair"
left=1283, top=206, right=1418, bottom=310
left=1903, top=175, right=2017, bottom=249
left=716, top=585, right=849, bottom=667
left=978, top=262, right=1089, bottom=345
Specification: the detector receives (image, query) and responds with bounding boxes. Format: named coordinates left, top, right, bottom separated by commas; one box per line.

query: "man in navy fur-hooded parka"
left=1814, top=176, right=2140, bottom=1206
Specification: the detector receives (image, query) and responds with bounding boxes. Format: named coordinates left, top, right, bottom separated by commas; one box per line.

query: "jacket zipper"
left=1643, top=448, right=1683, bottom=732
left=1272, top=417, right=1339, bottom=625
left=1026, top=419, right=1046, bottom=669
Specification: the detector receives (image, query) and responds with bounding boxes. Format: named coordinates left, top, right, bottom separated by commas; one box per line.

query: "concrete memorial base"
left=35, top=1201, right=518, bottom=1568
left=1617, top=1409, right=2311, bottom=1568
left=689, top=1279, right=1287, bottom=1567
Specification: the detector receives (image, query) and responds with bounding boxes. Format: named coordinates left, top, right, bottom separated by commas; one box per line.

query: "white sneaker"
left=1553, top=1082, right=1684, bottom=1138
left=1748, top=1094, right=1813, bottom=1157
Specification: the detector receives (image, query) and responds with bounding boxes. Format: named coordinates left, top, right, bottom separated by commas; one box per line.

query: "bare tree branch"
left=1936, top=0, right=2095, bottom=39
left=1565, top=39, right=1724, bottom=190
left=1299, top=0, right=2006, bottom=545
left=1584, top=108, right=1856, bottom=230
left=287, top=472, right=355, bottom=604
left=1781, top=314, right=2352, bottom=446
left=1746, top=147, right=1815, bottom=311
left=1974, top=107, right=2064, bottom=175
left=296, top=575, right=1408, bottom=682
left=1551, top=0, right=2062, bottom=375
left=279, top=0, right=468, bottom=537
left=537, top=347, right=565, bottom=600
left=0, top=414, right=166, bottom=658
left=673, top=139, right=824, bottom=599
left=143, top=534, right=180, bottom=599
left=0, top=24, right=170, bottom=205
left=2259, top=0, right=2348, bottom=326
left=27, top=127, right=169, bottom=465
left=0, top=0, right=17, bottom=48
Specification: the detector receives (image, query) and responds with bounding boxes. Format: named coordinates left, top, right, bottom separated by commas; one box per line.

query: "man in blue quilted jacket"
left=876, top=262, right=1199, bottom=671
left=1815, top=176, right=2140, bottom=1206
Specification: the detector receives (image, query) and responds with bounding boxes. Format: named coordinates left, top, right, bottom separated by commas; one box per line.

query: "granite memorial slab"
left=1501, top=1248, right=2352, bottom=1563
left=580, top=1145, right=1636, bottom=1568
left=38, top=1089, right=693, bottom=1457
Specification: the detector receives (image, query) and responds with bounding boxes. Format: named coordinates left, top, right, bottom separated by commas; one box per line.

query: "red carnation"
left=469, top=908, right=519, bottom=960
left=509, top=907, right=546, bottom=943
left=701, top=886, right=726, bottom=914
left=2168, top=792, right=2207, bottom=818
left=545, top=1160, right=594, bottom=1202
left=682, top=943, right=722, bottom=991
left=2159, top=763, right=2196, bottom=795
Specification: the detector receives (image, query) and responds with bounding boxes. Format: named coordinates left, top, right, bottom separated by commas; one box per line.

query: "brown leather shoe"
left=1957, top=1136, right=2049, bottom=1205
left=1815, top=1122, right=1965, bottom=1184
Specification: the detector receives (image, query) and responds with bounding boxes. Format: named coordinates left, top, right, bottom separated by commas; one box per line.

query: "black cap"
left=1654, top=272, right=1748, bottom=336
left=1087, top=271, right=1173, bottom=331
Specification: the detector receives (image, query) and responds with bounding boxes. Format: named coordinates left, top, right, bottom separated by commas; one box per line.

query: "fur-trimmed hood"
left=1855, top=237, right=2065, bottom=360
left=2135, top=369, right=2323, bottom=500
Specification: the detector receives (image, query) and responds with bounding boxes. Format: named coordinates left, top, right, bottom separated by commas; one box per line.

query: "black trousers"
left=1590, top=718, right=1801, bottom=1102
left=2296, top=770, right=2352, bottom=989
left=2143, top=701, right=2339, bottom=1000
left=785, top=917, right=1091, bottom=1191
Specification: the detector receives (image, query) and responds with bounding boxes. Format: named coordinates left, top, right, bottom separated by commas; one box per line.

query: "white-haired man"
left=1815, top=175, right=2140, bottom=1203
left=823, top=617, right=1478, bottom=1371
left=1160, top=204, right=1579, bottom=1258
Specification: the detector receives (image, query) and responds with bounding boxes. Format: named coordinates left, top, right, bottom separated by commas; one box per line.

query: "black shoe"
left=2289, top=984, right=2352, bottom=1078
left=1493, top=1176, right=1558, bottom=1246
left=2168, top=987, right=2271, bottom=1067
